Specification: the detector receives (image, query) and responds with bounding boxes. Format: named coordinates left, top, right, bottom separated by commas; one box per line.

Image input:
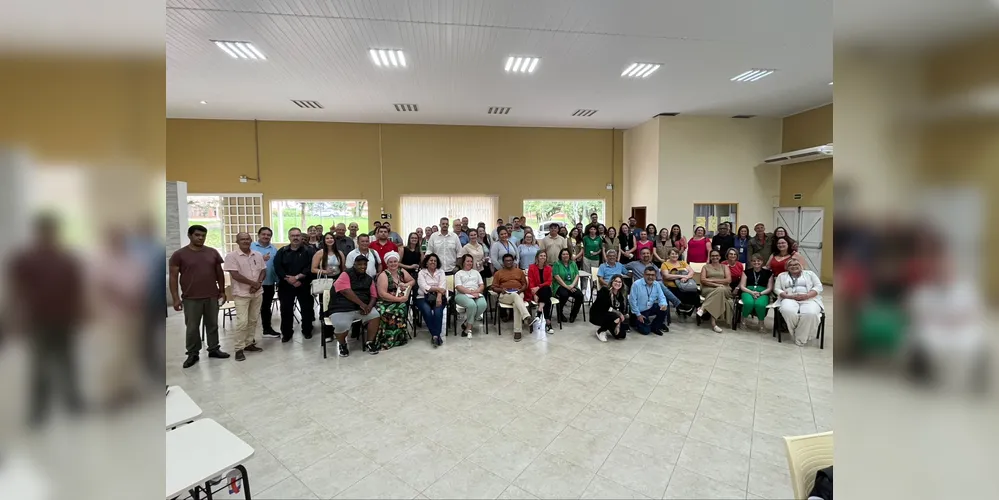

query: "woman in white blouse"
left=416, top=253, right=448, bottom=347
left=454, top=254, right=487, bottom=337
left=774, top=257, right=824, bottom=346
left=489, top=227, right=519, bottom=274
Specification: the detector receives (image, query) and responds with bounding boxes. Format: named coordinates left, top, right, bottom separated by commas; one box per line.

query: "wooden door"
left=630, top=206, right=647, bottom=229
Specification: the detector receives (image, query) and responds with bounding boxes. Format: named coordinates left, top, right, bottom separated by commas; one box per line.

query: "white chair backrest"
left=784, top=431, right=833, bottom=500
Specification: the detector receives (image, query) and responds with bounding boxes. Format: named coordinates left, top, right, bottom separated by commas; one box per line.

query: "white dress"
left=773, top=270, right=824, bottom=345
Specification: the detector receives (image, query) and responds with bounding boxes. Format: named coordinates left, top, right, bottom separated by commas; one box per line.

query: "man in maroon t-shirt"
left=169, top=224, right=229, bottom=368
left=369, top=225, right=399, bottom=264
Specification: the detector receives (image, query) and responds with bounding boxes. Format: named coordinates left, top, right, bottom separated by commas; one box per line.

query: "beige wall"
left=166, top=119, right=625, bottom=229
left=781, top=104, right=834, bottom=283
left=656, top=116, right=782, bottom=235
left=623, top=117, right=661, bottom=223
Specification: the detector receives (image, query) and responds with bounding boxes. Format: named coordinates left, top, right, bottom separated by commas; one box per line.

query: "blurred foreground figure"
left=6, top=214, right=83, bottom=426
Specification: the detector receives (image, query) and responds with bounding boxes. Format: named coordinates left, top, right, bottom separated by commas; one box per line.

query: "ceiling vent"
left=762, top=144, right=834, bottom=166
left=656, top=112, right=680, bottom=117
left=488, top=107, right=511, bottom=115
left=572, top=109, right=598, bottom=117
left=292, top=100, right=323, bottom=109
left=394, top=103, right=419, bottom=112
left=732, top=114, right=756, bottom=119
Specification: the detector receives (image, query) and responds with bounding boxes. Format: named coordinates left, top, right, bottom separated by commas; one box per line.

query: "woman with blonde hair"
left=774, top=257, right=823, bottom=345
left=517, top=231, right=540, bottom=271
left=697, top=249, right=733, bottom=333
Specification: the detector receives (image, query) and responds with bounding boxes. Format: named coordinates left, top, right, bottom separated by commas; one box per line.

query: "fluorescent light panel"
left=731, top=69, right=775, bottom=82
left=369, top=49, right=407, bottom=68
left=621, top=62, right=661, bottom=78
left=505, top=56, right=540, bottom=73
left=212, top=40, right=266, bottom=60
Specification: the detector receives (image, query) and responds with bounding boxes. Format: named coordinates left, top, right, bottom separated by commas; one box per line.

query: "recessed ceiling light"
left=621, top=62, right=662, bottom=78
left=369, top=49, right=407, bottom=68
left=211, top=40, right=266, bottom=60
left=505, top=56, right=540, bottom=74
left=199, top=100, right=207, bottom=104
left=731, top=69, right=776, bottom=82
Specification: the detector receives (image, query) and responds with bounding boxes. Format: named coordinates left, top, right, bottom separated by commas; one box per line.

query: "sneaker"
left=596, top=331, right=608, bottom=342
left=654, top=329, right=664, bottom=336
left=234, top=350, right=246, bottom=361
left=365, top=341, right=379, bottom=354
left=338, top=342, right=350, bottom=357
left=546, top=324, right=554, bottom=334
left=262, top=330, right=280, bottom=338
left=303, top=332, right=313, bottom=340
left=207, top=349, right=230, bottom=359
left=712, top=325, right=723, bottom=333
left=182, top=354, right=199, bottom=369
left=514, top=331, right=522, bottom=342
left=244, top=345, right=263, bottom=352
left=281, top=335, right=293, bottom=343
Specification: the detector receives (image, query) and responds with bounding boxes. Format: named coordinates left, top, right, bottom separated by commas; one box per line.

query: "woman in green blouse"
left=582, top=225, right=603, bottom=271
left=553, top=248, right=584, bottom=323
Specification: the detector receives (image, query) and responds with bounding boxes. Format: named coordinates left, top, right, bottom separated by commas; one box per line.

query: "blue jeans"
left=657, top=282, right=682, bottom=308
left=634, top=306, right=667, bottom=335
left=415, top=297, right=446, bottom=337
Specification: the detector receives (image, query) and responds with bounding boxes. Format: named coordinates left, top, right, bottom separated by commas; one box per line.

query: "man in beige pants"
left=223, top=232, right=268, bottom=361
left=490, top=253, right=539, bottom=342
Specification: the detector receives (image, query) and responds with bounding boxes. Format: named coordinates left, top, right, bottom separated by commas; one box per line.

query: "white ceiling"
left=166, top=0, right=835, bottom=128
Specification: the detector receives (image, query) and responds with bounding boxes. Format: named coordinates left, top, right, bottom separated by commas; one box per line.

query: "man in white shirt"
left=345, top=234, right=381, bottom=277
left=427, top=217, right=462, bottom=274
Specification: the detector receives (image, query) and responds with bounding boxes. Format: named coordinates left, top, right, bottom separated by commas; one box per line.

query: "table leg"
left=236, top=464, right=252, bottom=499
left=203, top=481, right=214, bottom=499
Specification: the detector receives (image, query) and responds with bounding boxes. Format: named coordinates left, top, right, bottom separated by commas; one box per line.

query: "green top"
left=552, top=260, right=579, bottom=294
left=583, top=235, right=603, bottom=259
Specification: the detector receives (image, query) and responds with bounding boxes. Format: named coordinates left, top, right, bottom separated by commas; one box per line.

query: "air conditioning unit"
left=762, top=144, right=833, bottom=166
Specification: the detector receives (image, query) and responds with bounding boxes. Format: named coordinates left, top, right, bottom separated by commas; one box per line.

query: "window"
left=400, top=196, right=497, bottom=234
left=187, top=194, right=264, bottom=252
left=523, top=200, right=606, bottom=231
left=269, top=200, right=369, bottom=243
left=693, top=203, right=737, bottom=237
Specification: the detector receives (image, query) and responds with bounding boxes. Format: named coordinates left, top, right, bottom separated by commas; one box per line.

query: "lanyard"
left=750, top=269, right=763, bottom=287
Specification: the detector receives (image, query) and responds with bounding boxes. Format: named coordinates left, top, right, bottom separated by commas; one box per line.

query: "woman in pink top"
left=634, top=230, right=654, bottom=256
left=687, top=226, right=712, bottom=263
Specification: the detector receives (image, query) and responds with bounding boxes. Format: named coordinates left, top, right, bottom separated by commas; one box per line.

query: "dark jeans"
left=536, top=286, right=553, bottom=321
left=633, top=306, right=667, bottom=334
left=598, top=313, right=630, bottom=338
left=261, top=284, right=276, bottom=332
left=415, top=297, right=445, bottom=337
left=278, top=282, right=314, bottom=337
left=555, top=287, right=584, bottom=320
left=29, top=331, right=82, bottom=425
left=183, top=298, right=219, bottom=356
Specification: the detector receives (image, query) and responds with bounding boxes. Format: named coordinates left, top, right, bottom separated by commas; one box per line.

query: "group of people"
left=168, top=213, right=826, bottom=367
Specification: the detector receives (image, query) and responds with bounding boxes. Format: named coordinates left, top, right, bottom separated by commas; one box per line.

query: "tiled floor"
left=166, top=291, right=832, bottom=499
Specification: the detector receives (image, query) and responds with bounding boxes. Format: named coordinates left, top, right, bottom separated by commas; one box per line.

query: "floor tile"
left=696, top=395, right=755, bottom=429
left=634, top=400, right=695, bottom=435
left=687, top=415, right=753, bottom=455
left=467, top=433, right=544, bottom=481
left=267, top=428, right=343, bottom=473
left=676, top=438, right=750, bottom=489
left=334, top=467, right=421, bottom=499
left=617, top=421, right=686, bottom=464
left=663, top=466, right=747, bottom=500
left=429, top=416, right=498, bottom=457
left=499, top=411, right=567, bottom=449
left=567, top=406, right=634, bottom=441
left=646, top=386, right=703, bottom=414
left=497, top=484, right=539, bottom=499
left=257, top=475, right=319, bottom=500
left=750, top=431, right=788, bottom=469
left=530, top=391, right=588, bottom=422
left=581, top=474, right=652, bottom=499
left=589, top=388, right=647, bottom=418
left=543, top=426, right=618, bottom=472
left=297, top=446, right=380, bottom=499
left=514, top=452, right=595, bottom=500
left=384, top=439, right=463, bottom=492
left=703, top=380, right=757, bottom=409
left=747, top=458, right=794, bottom=499
left=596, top=444, right=673, bottom=498
left=423, top=460, right=510, bottom=500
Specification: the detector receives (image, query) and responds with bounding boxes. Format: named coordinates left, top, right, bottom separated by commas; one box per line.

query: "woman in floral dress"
left=374, top=251, right=414, bottom=349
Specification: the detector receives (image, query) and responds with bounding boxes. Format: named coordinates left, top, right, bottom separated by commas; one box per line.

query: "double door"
left=774, top=207, right=824, bottom=278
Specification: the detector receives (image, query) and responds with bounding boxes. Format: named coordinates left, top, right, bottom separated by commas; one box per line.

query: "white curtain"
left=400, top=195, right=498, bottom=234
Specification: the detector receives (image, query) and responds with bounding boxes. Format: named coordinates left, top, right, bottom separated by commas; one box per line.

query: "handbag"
left=675, top=276, right=699, bottom=293
left=311, top=271, right=334, bottom=295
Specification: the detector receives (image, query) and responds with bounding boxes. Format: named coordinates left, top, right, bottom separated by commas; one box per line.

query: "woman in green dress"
left=374, top=251, right=414, bottom=349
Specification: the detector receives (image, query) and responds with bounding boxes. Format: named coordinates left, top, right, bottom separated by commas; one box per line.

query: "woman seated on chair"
left=589, top=275, right=630, bottom=342
left=697, top=250, right=734, bottom=333
left=311, top=232, right=346, bottom=279
left=660, top=248, right=699, bottom=313
left=527, top=250, right=555, bottom=334
left=552, top=248, right=584, bottom=323
left=739, top=253, right=774, bottom=332
left=724, top=248, right=745, bottom=295
left=774, top=257, right=823, bottom=346
left=517, top=232, right=540, bottom=272
left=416, top=253, right=447, bottom=348
left=374, top=251, right=414, bottom=350
left=454, top=254, right=487, bottom=337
